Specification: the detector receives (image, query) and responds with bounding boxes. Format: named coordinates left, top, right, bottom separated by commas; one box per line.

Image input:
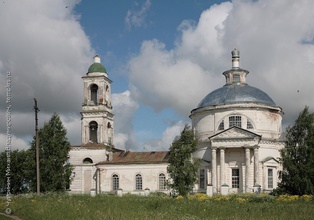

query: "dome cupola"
left=87, top=55, right=107, bottom=75
left=197, top=49, right=276, bottom=108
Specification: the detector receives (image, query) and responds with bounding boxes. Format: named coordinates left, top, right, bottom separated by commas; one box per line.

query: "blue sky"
left=1, top=0, right=314, bottom=152
left=74, top=0, right=225, bottom=147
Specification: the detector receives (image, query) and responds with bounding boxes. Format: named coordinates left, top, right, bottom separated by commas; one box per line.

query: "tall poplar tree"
left=279, top=106, right=314, bottom=195
left=27, top=113, right=72, bottom=192
left=167, top=125, right=199, bottom=197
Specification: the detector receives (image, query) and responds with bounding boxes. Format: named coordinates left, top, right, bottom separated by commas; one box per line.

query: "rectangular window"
left=233, top=74, right=240, bottom=83
left=268, top=169, right=273, bottom=189
left=229, top=116, right=241, bottom=128
left=199, top=169, right=205, bottom=189
left=232, top=169, right=240, bottom=188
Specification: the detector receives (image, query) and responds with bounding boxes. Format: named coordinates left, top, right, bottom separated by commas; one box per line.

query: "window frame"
left=199, top=169, right=206, bottom=189
left=247, top=120, right=254, bottom=129
left=218, top=120, right=224, bottom=130
left=135, top=174, right=143, bottom=191
left=158, top=173, right=166, bottom=190
left=233, top=74, right=240, bottom=83
left=229, top=115, right=242, bottom=128
left=112, top=174, right=119, bottom=191
left=232, top=168, right=240, bottom=188
left=268, top=168, right=274, bottom=189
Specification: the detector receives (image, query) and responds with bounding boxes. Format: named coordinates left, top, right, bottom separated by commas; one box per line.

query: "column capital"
left=253, top=145, right=260, bottom=149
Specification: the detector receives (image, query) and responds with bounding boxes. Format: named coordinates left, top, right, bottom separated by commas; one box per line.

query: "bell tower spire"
left=81, top=55, right=114, bottom=146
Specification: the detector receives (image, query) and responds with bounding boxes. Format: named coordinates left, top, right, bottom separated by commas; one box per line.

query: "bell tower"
left=81, top=55, right=114, bottom=146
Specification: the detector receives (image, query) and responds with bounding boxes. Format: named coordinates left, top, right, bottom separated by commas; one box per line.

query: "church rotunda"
left=190, top=49, right=285, bottom=194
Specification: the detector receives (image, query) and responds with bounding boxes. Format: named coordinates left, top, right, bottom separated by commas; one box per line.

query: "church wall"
left=69, top=149, right=108, bottom=165
left=192, top=112, right=215, bottom=141
left=193, top=143, right=211, bottom=160
left=98, top=163, right=169, bottom=194
left=70, top=165, right=96, bottom=194
left=192, top=104, right=282, bottom=142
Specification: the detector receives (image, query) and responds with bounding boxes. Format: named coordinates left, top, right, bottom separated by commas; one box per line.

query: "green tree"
left=279, top=106, right=314, bottom=195
left=27, top=113, right=72, bottom=192
left=0, top=150, right=30, bottom=194
left=167, top=125, right=199, bottom=197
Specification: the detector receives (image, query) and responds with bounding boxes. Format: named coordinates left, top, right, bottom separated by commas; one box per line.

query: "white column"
left=84, top=125, right=88, bottom=144
left=220, top=148, right=225, bottom=185
left=245, top=147, right=250, bottom=193
left=98, top=124, right=103, bottom=144
left=254, top=147, right=259, bottom=186
left=211, top=148, right=217, bottom=194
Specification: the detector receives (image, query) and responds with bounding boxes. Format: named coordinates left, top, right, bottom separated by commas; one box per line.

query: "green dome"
left=88, top=63, right=107, bottom=74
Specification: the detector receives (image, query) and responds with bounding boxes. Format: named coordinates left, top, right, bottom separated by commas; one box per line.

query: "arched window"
left=90, top=84, right=98, bottom=105
left=247, top=120, right=254, bottom=129
left=89, top=121, right=98, bottom=143
left=159, top=173, right=166, bottom=190
left=83, top=158, right=93, bottom=164
left=107, top=122, right=111, bottom=129
left=135, top=174, right=142, bottom=190
left=112, top=174, right=119, bottom=191
left=218, top=120, right=224, bottom=130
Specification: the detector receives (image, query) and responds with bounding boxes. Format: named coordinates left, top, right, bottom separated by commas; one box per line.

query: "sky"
left=1, top=0, right=314, bottom=152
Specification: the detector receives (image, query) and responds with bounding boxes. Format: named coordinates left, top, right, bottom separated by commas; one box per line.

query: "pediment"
left=262, top=156, right=280, bottom=165
left=209, top=126, right=261, bottom=141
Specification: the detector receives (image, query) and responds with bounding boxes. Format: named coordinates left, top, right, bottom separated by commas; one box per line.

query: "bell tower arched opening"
left=90, top=84, right=98, bottom=105
left=89, top=121, right=98, bottom=143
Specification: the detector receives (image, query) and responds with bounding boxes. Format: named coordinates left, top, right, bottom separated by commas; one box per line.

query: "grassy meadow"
left=1, top=193, right=314, bottom=220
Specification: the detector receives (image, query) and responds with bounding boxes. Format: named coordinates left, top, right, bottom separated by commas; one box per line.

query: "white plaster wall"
left=191, top=103, right=283, bottom=142
left=98, top=163, right=169, bottom=194
left=70, top=164, right=96, bottom=194
left=69, top=148, right=108, bottom=165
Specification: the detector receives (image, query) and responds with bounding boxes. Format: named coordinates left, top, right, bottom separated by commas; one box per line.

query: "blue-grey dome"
left=197, top=84, right=276, bottom=108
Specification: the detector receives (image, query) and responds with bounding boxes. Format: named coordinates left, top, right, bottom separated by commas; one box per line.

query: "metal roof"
left=97, top=151, right=169, bottom=165
left=197, top=83, right=276, bottom=108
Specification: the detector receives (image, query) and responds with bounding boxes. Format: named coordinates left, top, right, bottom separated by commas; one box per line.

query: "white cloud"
left=2, top=0, right=314, bottom=153
left=128, top=2, right=232, bottom=116
left=111, top=90, right=139, bottom=150
left=0, top=134, right=30, bottom=151
left=128, top=0, right=314, bottom=130
left=0, top=0, right=94, bottom=150
left=141, top=121, right=186, bottom=151
left=125, top=0, right=151, bottom=30
left=60, top=113, right=81, bottom=146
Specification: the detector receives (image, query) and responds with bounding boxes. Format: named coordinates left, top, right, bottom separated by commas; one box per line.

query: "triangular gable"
left=262, top=156, right=280, bottom=164
left=209, top=126, right=261, bottom=141
left=208, top=127, right=262, bottom=148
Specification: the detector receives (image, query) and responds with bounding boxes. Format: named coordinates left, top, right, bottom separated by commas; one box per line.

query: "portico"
left=208, top=127, right=261, bottom=194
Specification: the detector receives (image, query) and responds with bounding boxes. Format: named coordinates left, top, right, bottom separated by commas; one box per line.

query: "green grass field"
left=1, top=193, right=314, bottom=220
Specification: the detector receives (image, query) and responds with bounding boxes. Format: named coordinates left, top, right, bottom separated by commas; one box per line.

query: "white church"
left=69, top=49, right=285, bottom=195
